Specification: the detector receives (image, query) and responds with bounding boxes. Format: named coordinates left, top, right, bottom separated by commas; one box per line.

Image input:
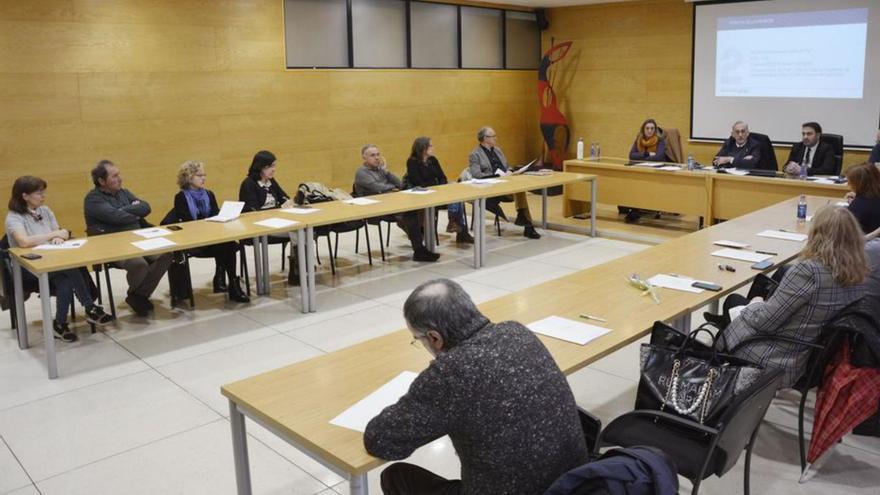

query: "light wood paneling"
left=0, top=0, right=538, bottom=232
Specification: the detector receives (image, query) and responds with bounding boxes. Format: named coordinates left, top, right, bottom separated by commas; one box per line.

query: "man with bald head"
left=365, top=279, right=587, bottom=494
left=713, top=121, right=763, bottom=169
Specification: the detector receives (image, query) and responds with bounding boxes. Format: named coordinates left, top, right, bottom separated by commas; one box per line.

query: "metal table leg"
left=542, top=188, right=548, bottom=229
left=590, top=179, right=598, bottom=237
left=261, top=235, right=270, bottom=294
left=252, top=237, right=263, bottom=295
left=11, top=258, right=28, bottom=349
left=229, top=400, right=253, bottom=495
left=423, top=207, right=436, bottom=253
left=295, top=230, right=309, bottom=313
left=306, top=226, right=316, bottom=312
left=478, top=198, right=486, bottom=268
left=670, top=313, right=692, bottom=333
left=39, top=273, right=58, bottom=379
left=350, top=473, right=369, bottom=495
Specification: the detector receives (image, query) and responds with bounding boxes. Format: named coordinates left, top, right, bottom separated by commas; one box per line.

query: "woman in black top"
left=406, top=137, right=474, bottom=244
left=239, top=150, right=292, bottom=212
left=844, top=162, right=880, bottom=234
left=174, top=161, right=249, bottom=303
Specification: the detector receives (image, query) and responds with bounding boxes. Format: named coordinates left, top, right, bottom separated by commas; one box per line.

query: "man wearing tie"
left=783, top=122, right=836, bottom=176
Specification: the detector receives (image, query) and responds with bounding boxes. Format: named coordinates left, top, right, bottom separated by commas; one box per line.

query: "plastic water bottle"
left=589, top=142, right=596, bottom=159
left=687, top=153, right=695, bottom=171
left=576, top=137, right=584, bottom=160
left=596, top=143, right=601, bottom=159
left=799, top=162, right=808, bottom=180
left=797, top=194, right=807, bottom=224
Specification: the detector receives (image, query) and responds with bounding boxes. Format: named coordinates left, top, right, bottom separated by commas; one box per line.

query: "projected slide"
left=716, top=8, right=868, bottom=99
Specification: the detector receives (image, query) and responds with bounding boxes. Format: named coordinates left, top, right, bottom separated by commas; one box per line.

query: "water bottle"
left=589, top=142, right=596, bottom=159
left=797, top=194, right=807, bottom=224
left=799, top=162, right=808, bottom=180
left=687, top=153, right=695, bottom=171
left=596, top=142, right=601, bottom=159
left=576, top=137, right=584, bottom=160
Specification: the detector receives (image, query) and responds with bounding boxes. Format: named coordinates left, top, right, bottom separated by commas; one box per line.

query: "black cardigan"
left=405, top=156, right=448, bottom=187
left=849, top=196, right=880, bottom=234
left=238, top=176, right=290, bottom=212
left=173, top=190, right=220, bottom=222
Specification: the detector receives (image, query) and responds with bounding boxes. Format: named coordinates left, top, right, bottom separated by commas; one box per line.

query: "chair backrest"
left=749, top=132, right=778, bottom=171
left=820, top=133, right=844, bottom=175
left=712, top=368, right=783, bottom=476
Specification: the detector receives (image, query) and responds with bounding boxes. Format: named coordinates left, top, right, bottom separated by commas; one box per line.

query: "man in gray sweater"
left=364, top=279, right=588, bottom=494
left=84, top=160, right=172, bottom=316
left=354, top=144, right=438, bottom=262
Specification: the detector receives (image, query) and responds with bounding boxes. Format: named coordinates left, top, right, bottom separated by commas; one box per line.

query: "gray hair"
left=361, top=143, right=378, bottom=157
left=477, top=126, right=493, bottom=143
left=403, top=279, right=490, bottom=348
left=732, top=121, right=749, bottom=131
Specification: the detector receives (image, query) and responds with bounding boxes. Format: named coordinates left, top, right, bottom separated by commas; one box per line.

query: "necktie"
left=803, top=147, right=812, bottom=168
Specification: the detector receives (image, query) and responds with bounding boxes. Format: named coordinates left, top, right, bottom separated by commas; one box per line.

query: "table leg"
left=479, top=198, right=486, bottom=267
left=261, top=235, right=270, bottom=294
left=39, top=273, right=58, bottom=379
left=11, top=258, right=28, bottom=349
left=252, top=237, right=263, bottom=295
left=229, top=400, right=253, bottom=495
left=590, top=179, right=598, bottom=237
left=670, top=313, right=692, bottom=333
left=295, top=230, right=309, bottom=313
left=350, top=473, right=369, bottom=495
left=541, top=188, right=548, bottom=229
left=423, top=207, right=436, bottom=253
left=708, top=299, right=719, bottom=315
left=306, top=226, right=316, bottom=312
left=472, top=200, right=480, bottom=269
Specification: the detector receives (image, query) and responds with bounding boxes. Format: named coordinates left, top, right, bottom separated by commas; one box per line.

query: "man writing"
left=365, top=279, right=588, bottom=494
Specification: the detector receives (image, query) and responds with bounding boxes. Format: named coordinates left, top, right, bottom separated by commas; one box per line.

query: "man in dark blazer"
left=713, top=121, right=762, bottom=169
left=783, top=122, right=836, bottom=176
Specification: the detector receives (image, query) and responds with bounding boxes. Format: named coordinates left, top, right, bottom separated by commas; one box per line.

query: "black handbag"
left=638, top=325, right=764, bottom=425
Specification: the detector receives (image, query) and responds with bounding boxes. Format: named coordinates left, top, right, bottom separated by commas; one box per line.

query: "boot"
left=447, top=217, right=463, bottom=234
left=514, top=208, right=533, bottom=227
left=228, top=277, right=251, bottom=303
left=413, top=248, right=440, bottom=262
left=212, top=266, right=227, bottom=293
left=456, top=231, right=474, bottom=244
left=523, top=225, right=541, bottom=239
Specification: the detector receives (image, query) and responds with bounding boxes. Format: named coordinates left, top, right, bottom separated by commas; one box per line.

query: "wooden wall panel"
left=0, top=0, right=538, bottom=231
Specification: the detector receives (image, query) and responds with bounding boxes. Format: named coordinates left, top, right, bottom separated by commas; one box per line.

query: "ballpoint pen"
left=755, top=250, right=777, bottom=255
left=579, top=314, right=607, bottom=322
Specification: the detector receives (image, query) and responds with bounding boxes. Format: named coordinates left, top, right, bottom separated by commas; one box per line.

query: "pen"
left=755, top=250, right=777, bottom=256
left=717, top=264, right=736, bottom=272
left=579, top=314, right=607, bottom=323
left=779, top=228, right=792, bottom=233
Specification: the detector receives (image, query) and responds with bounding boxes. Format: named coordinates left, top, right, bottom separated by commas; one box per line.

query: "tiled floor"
left=1, top=215, right=877, bottom=494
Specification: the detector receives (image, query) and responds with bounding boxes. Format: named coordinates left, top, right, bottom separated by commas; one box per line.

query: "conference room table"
left=221, top=194, right=835, bottom=495
left=562, top=157, right=849, bottom=227
left=8, top=171, right=596, bottom=378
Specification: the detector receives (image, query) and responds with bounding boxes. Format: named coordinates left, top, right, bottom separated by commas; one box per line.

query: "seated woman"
left=718, top=206, right=866, bottom=388
left=844, top=162, right=880, bottom=234
left=623, top=119, right=668, bottom=222
left=406, top=136, right=474, bottom=244
left=5, top=176, right=114, bottom=342
left=173, top=161, right=249, bottom=303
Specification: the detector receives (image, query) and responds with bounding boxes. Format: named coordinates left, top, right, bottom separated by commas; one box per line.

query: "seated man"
left=783, top=122, right=836, bottom=176
left=713, top=121, right=762, bottom=169
left=869, top=129, right=880, bottom=165
left=84, top=160, right=173, bottom=316
left=354, top=144, right=439, bottom=262
left=468, top=126, right=541, bottom=239
left=365, top=279, right=588, bottom=495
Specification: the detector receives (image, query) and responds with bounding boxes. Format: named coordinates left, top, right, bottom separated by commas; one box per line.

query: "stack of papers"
left=648, top=274, right=705, bottom=293
left=657, top=166, right=682, bottom=171
left=468, top=178, right=506, bottom=185
left=711, top=248, right=772, bottom=263
left=757, top=230, right=808, bottom=242
left=811, top=179, right=836, bottom=185
left=528, top=316, right=611, bottom=345
left=329, top=371, right=418, bottom=432
left=34, top=239, right=88, bottom=250
left=344, top=197, right=380, bottom=206
left=725, top=169, right=750, bottom=176
left=132, top=237, right=177, bottom=251
left=281, top=207, right=321, bottom=215
left=401, top=188, right=435, bottom=195
left=631, top=162, right=666, bottom=168
left=713, top=240, right=750, bottom=249
left=132, top=227, right=172, bottom=239
left=254, top=218, right=299, bottom=229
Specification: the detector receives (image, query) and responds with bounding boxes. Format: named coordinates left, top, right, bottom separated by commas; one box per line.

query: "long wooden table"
left=563, top=157, right=848, bottom=227
left=221, top=195, right=834, bottom=495
left=9, top=172, right=596, bottom=378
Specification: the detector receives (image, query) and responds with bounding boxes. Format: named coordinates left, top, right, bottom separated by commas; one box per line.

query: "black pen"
left=756, top=250, right=777, bottom=256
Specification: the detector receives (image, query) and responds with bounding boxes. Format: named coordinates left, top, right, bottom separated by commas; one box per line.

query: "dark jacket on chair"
left=544, top=446, right=679, bottom=495
left=238, top=177, right=290, bottom=212
left=786, top=141, right=836, bottom=176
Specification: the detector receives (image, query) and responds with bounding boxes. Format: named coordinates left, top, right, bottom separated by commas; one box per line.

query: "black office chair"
left=820, top=133, right=844, bottom=175
left=749, top=132, right=778, bottom=171
left=597, top=368, right=783, bottom=495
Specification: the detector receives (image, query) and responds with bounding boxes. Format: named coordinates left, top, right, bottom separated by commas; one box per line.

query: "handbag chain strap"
left=661, top=359, right=719, bottom=424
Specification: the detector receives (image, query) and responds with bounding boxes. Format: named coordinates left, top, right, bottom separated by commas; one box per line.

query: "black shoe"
left=53, top=321, right=78, bottom=343
left=125, top=294, right=150, bottom=317
left=413, top=250, right=440, bottom=262
left=228, top=278, right=251, bottom=303
left=456, top=231, right=474, bottom=244
left=212, top=273, right=227, bottom=293
left=85, top=305, right=114, bottom=326
left=514, top=210, right=532, bottom=227
left=702, top=311, right=728, bottom=329
left=523, top=225, right=541, bottom=239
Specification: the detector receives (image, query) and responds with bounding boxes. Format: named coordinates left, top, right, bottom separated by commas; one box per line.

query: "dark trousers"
left=396, top=212, right=427, bottom=253
left=380, top=463, right=462, bottom=495
left=23, top=269, right=95, bottom=325
left=189, top=241, right=238, bottom=281
left=112, top=253, right=173, bottom=298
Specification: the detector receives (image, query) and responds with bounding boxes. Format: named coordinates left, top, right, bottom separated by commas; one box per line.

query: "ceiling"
left=476, top=0, right=636, bottom=7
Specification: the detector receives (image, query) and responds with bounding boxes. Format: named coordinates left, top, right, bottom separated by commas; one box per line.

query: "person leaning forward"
left=365, top=279, right=588, bottom=495
left=84, top=159, right=172, bottom=317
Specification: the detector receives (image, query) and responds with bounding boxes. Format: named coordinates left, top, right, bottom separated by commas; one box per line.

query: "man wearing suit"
left=467, top=126, right=540, bottom=239
left=783, top=122, right=836, bottom=176
left=713, top=121, right=763, bottom=169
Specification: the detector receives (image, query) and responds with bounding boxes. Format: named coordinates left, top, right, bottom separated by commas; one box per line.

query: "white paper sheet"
left=280, top=207, right=321, bottom=215
left=811, top=179, right=836, bottom=185
left=254, top=218, right=299, bottom=229
left=329, top=371, right=419, bottom=432
left=726, top=169, right=750, bottom=176
left=344, top=197, right=380, bottom=206
left=132, top=227, right=173, bottom=239
left=757, top=230, right=808, bottom=242
left=34, top=239, right=88, bottom=250
left=527, top=316, right=611, bottom=346
left=835, top=201, right=849, bottom=207
left=401, top=188, right=436, bottom=195
left=710, top=248, right=772, bottom=263
left=648, top=274, right=704, bottom=293
left=631, top=161, right=666, bottom=168
left=206, top=201, right=244, bottom=222
left=468, top=178, right=506, bottom=185
left=713, top=240, right=750, bottom=249
left=657, top=166, right=682, bottom=171
left=131, top=237, right=177, bottom=251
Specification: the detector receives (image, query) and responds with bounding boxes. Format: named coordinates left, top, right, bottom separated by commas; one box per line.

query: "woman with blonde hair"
left=719, top=206, right=866, bottom=387
left=171, top=161, right=249, bottom=303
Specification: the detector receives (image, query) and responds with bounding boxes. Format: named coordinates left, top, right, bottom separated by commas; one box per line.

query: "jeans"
left=24, top=269, right=95, bottom=325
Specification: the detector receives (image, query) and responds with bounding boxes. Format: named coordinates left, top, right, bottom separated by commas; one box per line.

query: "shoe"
left=125, top=294, right=150, bottom=317
left=702, top=311, right=728, bottom=329
left=523, top=226, right=541, bottom=239
left=514, top=209, right=532, bottom=227
left=413, top=250, right=440, bottom=262
left=228, top=278, right=251, bottom=303
left=456, top=231, right=475, bottom=244
left=53, top=321, right=78, bottom=343
left=85, top=305, right=114, bottom=326
left=212, top=273, right=227, bottom=293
